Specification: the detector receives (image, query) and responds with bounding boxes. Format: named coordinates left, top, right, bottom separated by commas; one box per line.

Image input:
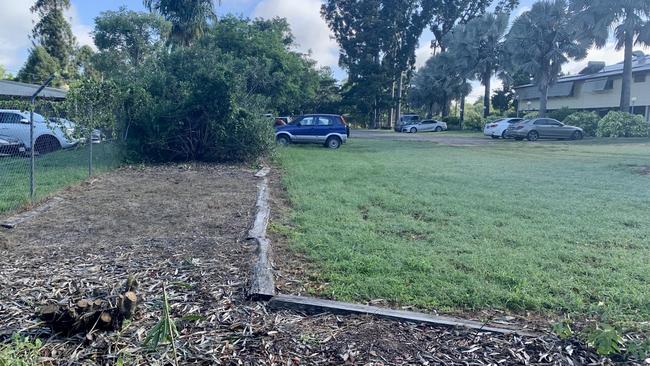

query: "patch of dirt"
left=0, top=164, right=632, bottom=365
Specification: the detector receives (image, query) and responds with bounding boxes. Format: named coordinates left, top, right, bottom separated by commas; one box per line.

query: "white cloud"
left=0, top=2, right=33, bottom=71
left=65, top=4, right=95, bottom=50
left=563, top=42, right=650, bottom=75
left=0, top=1, right=95, bottom=74
left=252, top=0, right=339, bottom=68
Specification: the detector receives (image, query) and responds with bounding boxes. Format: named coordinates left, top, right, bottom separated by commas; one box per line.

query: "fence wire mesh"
left=0, top=99, right=122, bottom=215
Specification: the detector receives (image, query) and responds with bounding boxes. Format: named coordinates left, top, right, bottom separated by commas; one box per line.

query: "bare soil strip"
left=0, top=164, right=610, bottom=364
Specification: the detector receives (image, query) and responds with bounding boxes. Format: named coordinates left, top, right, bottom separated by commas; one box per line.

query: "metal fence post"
left=88, top=107, right=93, bottom=177
left=29, top=102, right=35, bottom=202
left=88, top=131, right=93, bottom=177
left=28, top=75, right=55, bottom=203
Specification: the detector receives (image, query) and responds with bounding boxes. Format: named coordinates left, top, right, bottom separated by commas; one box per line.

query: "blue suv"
left=275, top=114, right=350, bottom=149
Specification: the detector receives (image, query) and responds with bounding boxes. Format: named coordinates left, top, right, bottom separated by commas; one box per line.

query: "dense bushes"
left=563, top=112, right=600, bottom=136
left=109, top=17, right=322, bottom=162
left=548, top=107, right=575, bottom=122
left=442, top=116, right=461, bottom=129
left=597, top=111, right=649, bottom=138
left=463, top=110, right=484, bottom=130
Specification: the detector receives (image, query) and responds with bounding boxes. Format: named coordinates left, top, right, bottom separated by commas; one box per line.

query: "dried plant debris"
left=0, top=165, right=638, bottom=365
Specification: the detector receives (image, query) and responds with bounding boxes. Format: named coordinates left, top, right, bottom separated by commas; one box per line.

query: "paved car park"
left=351, top=129, right=497, bottom=146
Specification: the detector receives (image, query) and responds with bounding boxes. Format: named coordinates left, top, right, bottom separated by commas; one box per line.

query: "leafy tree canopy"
left=504, top=0, right=589, bottom=116
left=94, top=7, right=171, bottom=67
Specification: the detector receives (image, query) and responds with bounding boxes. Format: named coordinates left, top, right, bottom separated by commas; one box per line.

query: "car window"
left=317, top=117, right=333, bottom=126
left=508, top=119, right=523, bottom=124
left=422, top=120, right=433, bottom=124
left=533, top=119, right=546, bottom=126
left=547, top=120, right=562, bottom=126
left=0, top=113, right=21, bottom=124
left=299, top=117, right=315, bottom=126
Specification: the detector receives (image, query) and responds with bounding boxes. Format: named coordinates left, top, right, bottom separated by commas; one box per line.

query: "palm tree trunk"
left=620, top=31, right=634, bottom=112
left=539, top=82, right=549, bottom=117
left=460, top=96, right=465, bottom=130
left=483, top=74, right=491, bottom=118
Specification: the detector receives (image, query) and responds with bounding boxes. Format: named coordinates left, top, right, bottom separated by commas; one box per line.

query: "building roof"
left=0, top=80, right=67, bottom=99
left=515, top=53, right=650, bottom=100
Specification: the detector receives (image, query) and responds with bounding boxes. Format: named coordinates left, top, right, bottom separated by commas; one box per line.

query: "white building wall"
left=520, top=75, right=650, bottom=121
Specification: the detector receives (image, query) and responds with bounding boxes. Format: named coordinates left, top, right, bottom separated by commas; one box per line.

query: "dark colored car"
left=275, top=114, right=349, bottom=149
left=507, top=118, right=585, bottom=141
left=0, top=134, right=26, bottom=156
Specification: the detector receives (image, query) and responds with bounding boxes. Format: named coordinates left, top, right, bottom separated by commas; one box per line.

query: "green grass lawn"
left=276, top=138, right=650, bottom=323
left=0, top=143, right=120, bottom=214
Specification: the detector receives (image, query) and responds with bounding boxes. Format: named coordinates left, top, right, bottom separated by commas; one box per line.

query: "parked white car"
left=0, top=110, right=79, bottom=154
left=402, top=119, right=447, bottom=133
left=483, top=118, right=524, bottom=139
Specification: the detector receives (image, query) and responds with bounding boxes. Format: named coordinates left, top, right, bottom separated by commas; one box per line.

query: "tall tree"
left=409, top=52, right=470, bottom=117
left=429, top=0, right=518, bottom=52
left=94, top=8, right=171, bottom=67
left=446, top=12, right=509, bottom=117
left=17, top=46, right=60, bottom=85
left=504, top=0, right=589, bottom=117
left=29, top=0, right=76, bottom=73
left=322, top=0, right=436, bottom=127
left=143, top=0, right=217, bottom=47
left=570, top=0, right=650, bottom=112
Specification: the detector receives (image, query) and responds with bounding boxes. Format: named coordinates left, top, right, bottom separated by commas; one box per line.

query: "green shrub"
left=548, top=107, right=575, bottom=122
left=523, top=111, right=539, bottom=119
left=0, top=334, right=42, bottom=366
left=597, top=111, right=649, bottom=138
left=463, top=110, right=484, bottom=130
left=563, top=112, right=601, bottom=136
left=442, top=116, right=461, bottom=129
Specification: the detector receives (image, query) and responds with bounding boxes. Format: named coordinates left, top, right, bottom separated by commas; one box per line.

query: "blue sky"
left=0, top=0, right=639, bottom=100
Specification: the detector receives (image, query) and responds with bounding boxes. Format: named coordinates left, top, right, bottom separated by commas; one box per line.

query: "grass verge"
left=0, top=143, right=121, bottom=214
left=276, top=138, right=650, bottom=324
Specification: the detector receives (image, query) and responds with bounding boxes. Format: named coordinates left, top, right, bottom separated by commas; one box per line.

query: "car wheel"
left=325, top=136, right=341, bottom=149
left=501, top=130, right=509, bottom=139
left=435, top=126, right=442, bottom=132
left=276, top=135, right=290, bottom=146
left=410, top=127, right=417, bottom=133
left=34, top=135, right=61, bottom=154
left=527, top=131, right=539, bottom=142
left=571, top=131, right=583, bottom=140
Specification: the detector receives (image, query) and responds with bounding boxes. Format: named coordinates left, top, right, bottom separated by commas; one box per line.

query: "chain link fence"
left=0, top=99, right=122, bottom=214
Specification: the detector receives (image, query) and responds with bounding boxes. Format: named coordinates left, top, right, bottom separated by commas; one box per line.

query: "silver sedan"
left=507, top=118, right=584, bottom=141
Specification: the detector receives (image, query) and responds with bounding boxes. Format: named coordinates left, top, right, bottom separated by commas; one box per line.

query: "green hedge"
left=563, top=112, right=600, bottom=136
left=597, top=111, right=649, bottom=138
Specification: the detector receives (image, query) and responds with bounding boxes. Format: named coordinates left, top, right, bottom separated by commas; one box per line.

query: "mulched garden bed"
left=0, top=164, right=631, bottom=365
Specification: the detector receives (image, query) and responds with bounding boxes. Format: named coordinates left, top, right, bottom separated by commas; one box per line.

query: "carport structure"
left=0, top=80, right=67, bottom=100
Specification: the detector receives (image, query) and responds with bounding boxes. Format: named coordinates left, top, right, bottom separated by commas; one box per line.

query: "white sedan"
left=0, top=109, right=79, bottom=154
left=483, top=118, right=524, bottom=139
left=402, top=119, right=447, bottom=133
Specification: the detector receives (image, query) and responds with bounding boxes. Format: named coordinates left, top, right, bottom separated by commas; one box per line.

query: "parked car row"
left=484, top=117, right=585, bottom=141
left=0, top=109, right=103, bottom=157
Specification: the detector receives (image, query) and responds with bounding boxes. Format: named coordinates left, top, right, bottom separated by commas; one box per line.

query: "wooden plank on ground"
left=248, top=237, right=275, bottom=300
left=1, top=197, right=64, bottom=229
left=254, top=167, right=271, bottom=178
left=268, top=294, right=540, bottom=337
left=247, top=178, right=270, bottom=239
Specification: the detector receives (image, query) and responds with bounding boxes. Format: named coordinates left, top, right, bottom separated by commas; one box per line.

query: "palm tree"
left=446, top=13, right=509, bottom=117
left=504, top=0, right=589, bottom=117
left=570, top=0, right=650, bottom=112
left=144, top=0, right=218, bottom=47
